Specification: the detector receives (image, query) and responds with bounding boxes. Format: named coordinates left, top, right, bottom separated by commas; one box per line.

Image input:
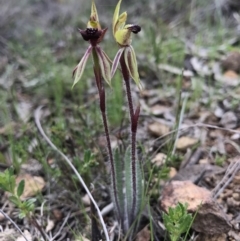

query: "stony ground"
left=0, top=0, right=240, bottom=240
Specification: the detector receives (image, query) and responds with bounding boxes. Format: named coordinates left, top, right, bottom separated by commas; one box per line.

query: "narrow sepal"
left=113, top=0, right=123, bottom=36
left=72, top=45, right=92, bottom=88
left=95, top=46, right=112, bottom=87
left=87, top=0, right=101, bottom=29
left=124, top=46, right=142, bottom=89
left=111, top=48, right=124, bottom=78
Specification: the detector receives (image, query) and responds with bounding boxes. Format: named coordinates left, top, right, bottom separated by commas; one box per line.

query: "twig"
left=212, top=159, right=240, bottom=199
left=51, top=212, right=71, bottom=241
left=34, top=106, right=110, bottom=241
left=0, top=209, right=29, bottom=241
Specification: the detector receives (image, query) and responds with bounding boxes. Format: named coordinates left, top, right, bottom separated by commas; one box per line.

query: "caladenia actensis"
left=111, top=0, right=144, bottom=236
left=72, top=0, right=144, bottom=239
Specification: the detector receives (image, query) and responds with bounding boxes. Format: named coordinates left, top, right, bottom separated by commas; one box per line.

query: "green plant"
left=162, top=202, right=193, bottom=241
left=0, top=167, right=48, bottom=240
left=215, top=154, right=226, bottom=166
left=111, top=0, right=143, bottom=235
left=0, top=168, right=35, bottom=218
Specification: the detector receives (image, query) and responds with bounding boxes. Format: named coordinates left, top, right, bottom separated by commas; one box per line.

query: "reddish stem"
left=92, top=47, right=121, bottom=219
left=120, top=53, right=138, bottom=221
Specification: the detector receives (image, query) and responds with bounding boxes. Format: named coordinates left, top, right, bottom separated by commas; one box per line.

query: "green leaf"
left=26, top=198, right=36, bottom=205
left=72, top=45, right=92, bottom=88
left=0, top=168, right=16, bottom=193
left=84, top=150, right=91, bottom=163
left=17, top=180, right=25, bottom=197
left=9, top=195, right=20, bottom=206
left=163, top=202, right=193, bottom=241
left=135, top=157, right=143, bottom=216
left=18, top=212, right=26, bottom=219
left=124, top=146, right=133, bottom=228
left=112, top=148, right=125, bottom=224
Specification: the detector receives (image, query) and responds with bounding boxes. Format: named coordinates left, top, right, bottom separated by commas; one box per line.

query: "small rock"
left=228, top=229, right=240, bottom=241
left=169, top=167, right=177, bottom=178
left=196, top=233, right=227, bottom=241
left=223, top=70, right=239, bottom=80
left=220, top=111, right=238, bottom=129
left=231, top=132, right=240, bottom=140
left=214, top=106, right=224, bottom=118
left=16, top=230, right=32, bottom=241
left=150, top=105, right=169, bottom=116
left=82, top=194, right=91, bottom=206
left=151, top=153, right=167, bottom=167
left=46, top=219, right=55, bottom=232
left=97, top=135, right=118, bottom=150
left=20, top=158, right=43, bottom=175
left=233, top=193, right=240, bottom=201
left=15, top=174, right=45, bottom=200
left=171, top=164, right=210, bottom=182
left=160, top=181, right=231, bottom=234
left=221, top=51, right=240, bottom=73
left=233, top=174, right=240, bottom=184
left=148, top=122, right=170, bottom=137
left=176, top=136, right=198, bottom=150
left=135, top=225, right=151, bottom=241
left=0, top=212, right=5, bottom=221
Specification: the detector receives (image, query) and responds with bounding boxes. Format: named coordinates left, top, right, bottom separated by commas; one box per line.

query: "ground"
left=0, top=0, right=240, bottom=240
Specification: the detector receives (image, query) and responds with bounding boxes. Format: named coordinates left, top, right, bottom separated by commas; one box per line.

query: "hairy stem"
left=120, top=53, right=137, bottom=221
left=92, top=48, right=121, bottom=219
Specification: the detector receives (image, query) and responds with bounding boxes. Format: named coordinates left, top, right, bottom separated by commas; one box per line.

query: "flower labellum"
left=112, top=0, right=142, bottom=89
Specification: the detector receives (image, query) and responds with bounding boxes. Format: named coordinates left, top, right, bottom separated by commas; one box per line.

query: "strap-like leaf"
left=111, top=48, right=124, bottom=78
left=135, top=157, right=143, bottom=218
left=95, top=46, right=111, bottom=87
left=72, top=45, right=92, bottom=88
left=124, top=146, right=133, bottom=230
left=113, top=148, right=125, bottom=223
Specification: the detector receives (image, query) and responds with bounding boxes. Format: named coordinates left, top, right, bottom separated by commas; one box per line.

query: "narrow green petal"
left=72, top=46, right=92, bottom=88
left=124, top=46, right=142, bottom=89
left=115, top=12, right=127, bottom=31
left=113, top=0, right=122, bottom=36
left=95, top=46, right=112, bottom=87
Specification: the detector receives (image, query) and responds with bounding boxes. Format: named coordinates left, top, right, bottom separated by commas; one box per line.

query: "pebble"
left=232, top=193, right=240, bottom=201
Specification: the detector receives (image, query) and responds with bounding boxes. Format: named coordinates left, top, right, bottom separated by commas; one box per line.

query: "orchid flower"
left=111, top=0, right=142, bottom=89
left=72, top=1, right=111, bottom=88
